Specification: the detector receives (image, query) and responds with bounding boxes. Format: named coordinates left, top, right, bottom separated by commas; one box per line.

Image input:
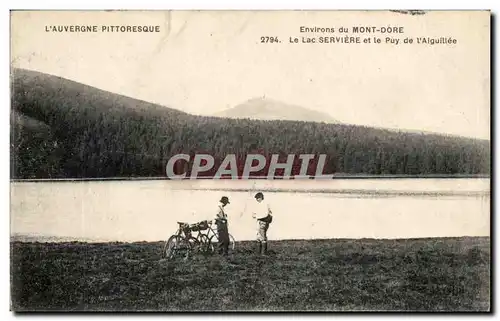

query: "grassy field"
left=10, top=237, right=490, bottom=312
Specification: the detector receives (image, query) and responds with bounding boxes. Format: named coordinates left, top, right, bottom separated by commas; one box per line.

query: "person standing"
left=214, top=196, right=230, bottom=256
left=252, top=192, right=273, bottom=255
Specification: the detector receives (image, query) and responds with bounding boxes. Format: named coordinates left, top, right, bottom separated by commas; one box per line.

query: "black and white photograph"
left=9, top=10, right=491, bottom=312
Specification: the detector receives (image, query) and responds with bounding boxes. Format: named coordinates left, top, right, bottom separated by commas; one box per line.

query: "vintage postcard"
left=10, top=10, right=490, bottom=312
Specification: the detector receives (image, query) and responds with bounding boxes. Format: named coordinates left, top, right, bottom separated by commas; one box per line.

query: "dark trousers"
left=217, top=223, right=230, bottom=255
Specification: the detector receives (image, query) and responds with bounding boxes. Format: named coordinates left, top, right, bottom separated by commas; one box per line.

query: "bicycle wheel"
left=209, top=234, right=234, bottom=253
left=197, top=234, right=214, bottom=253
left=188, top=236, right=202, bottom=253
left=208, top=235, right=219, bottom=252
left=229, top=234, right=236, bottom=251
left=163, top=235, right=181, bottom=259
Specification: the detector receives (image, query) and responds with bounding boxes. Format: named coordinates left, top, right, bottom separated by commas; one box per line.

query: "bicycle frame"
left=197, top=222, right=236, bottom=251
left=202, top=224, right=219, bottom=240
left=172, top=223, right=192, bottom=241
left=163, top=221, right=236, bottom=259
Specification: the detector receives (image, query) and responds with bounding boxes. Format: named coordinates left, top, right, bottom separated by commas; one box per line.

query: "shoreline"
left=10, top=174, right=491, bottom=183
left=10, top=235, right=491, bottom=245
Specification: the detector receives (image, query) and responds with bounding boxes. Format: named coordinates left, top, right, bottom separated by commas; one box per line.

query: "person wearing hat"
left=251, top=192, right=273, bottom=255
left=214, top=196, right=231, bottom=256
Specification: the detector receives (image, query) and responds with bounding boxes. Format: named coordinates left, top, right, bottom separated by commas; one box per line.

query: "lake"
left=10, top=178, right=490, bottom=243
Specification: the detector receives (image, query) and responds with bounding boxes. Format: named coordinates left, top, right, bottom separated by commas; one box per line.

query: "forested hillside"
left=10, top=68, right=490, bottom=179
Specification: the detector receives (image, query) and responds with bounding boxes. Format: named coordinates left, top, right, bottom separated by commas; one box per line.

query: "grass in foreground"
left=10, top=237, right=490, bottom=312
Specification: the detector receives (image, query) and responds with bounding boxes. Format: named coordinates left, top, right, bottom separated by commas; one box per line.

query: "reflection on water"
left=10, top=179, right=490, bottom=242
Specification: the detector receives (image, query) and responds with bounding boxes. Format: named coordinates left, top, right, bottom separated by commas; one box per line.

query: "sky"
left=10, top=10, right=490, bottom=139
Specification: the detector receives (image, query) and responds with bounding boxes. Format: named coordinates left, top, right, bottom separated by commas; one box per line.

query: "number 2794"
left=260, top=36, right=280, bottom=43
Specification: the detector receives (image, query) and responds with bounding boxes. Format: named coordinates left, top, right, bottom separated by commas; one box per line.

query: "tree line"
left=10, top=68, right=490, bottom=179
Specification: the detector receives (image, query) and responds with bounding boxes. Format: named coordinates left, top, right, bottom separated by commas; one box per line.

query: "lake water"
left=10, top=179, right=490, bottom=242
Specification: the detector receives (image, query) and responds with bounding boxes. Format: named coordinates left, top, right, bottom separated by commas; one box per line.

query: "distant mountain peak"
left=213, top=97, right=339, bottom=123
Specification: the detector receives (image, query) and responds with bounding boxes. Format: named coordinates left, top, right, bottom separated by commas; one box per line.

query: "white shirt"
left=252, top=201, right=272, bottom=220
left=215, top=204, right=228, bottom=223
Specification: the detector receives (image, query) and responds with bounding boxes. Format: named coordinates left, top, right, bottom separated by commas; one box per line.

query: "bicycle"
left=197, top=220, right=236, bottom=254
left=163, top=221, right=206, bottom=259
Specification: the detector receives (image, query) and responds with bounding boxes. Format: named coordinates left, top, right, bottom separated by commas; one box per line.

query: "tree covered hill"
left=10, top=68, right=490, bottom=179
